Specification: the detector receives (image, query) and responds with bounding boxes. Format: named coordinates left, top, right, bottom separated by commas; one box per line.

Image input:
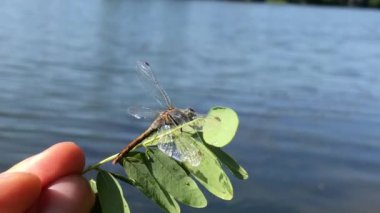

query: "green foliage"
left=263, top=0, right=380, bottom=7
left=85, top=107, right=248, bottom=213
left=369, top=0, right=380, bottom=7
left=206, top=145, right=249, bottom=180
left=267, top=0, right=286, bottom=3
left=203, top=107, right=239, bottom=147
left=96, top=171, right=130, bottom=213
left=183, top=141, right=233, bottom=200
left=123, top=152, right=180, bottom=213
left=89, top=179, right=98, bottom=193
left=146, top=149, right=207, bottom=208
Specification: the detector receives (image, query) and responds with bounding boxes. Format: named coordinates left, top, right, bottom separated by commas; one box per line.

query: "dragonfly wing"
left=175, top=135, right=202, bottom=167
left=157, top=125, right=185, bottom=162
left=158, top=141, right=185, bottom=162
left=127, top=106, right=159, bottom=119
left=136, top=61, right=172, bottom=108
left=156, top=124, right=201, bottom=167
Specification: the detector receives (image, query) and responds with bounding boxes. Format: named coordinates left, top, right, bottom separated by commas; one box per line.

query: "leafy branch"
left=84, top=107, right=248, bottom=213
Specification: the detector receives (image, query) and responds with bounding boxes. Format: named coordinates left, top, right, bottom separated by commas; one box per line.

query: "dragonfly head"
left=184, top=108, right=197, bottom=120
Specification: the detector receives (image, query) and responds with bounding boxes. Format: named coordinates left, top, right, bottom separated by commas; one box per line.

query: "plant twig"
left=82, top=117, right=207, bottom=174
left=83, top=154, right=118, bottom=174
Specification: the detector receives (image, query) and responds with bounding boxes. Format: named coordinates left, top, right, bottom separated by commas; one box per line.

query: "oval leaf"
left=183, top=141, right=233, bottom=200
left=202, top=107, right=239, bottom=147
left=89, top=179, right=102, bottom=213
left=123, top=152, right=180, bottom=213
left=89, top=179, right=98, bottom=194
left=206, top=145, right=249, bottom=180
left=146, top=149, right=207, bottom=208
left=97, top=171, right=130, bottom=213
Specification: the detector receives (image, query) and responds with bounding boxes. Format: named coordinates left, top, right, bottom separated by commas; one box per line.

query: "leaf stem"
left=83, top=153, right=118, bottom=174
left=82, top=117, right=208, bottom=174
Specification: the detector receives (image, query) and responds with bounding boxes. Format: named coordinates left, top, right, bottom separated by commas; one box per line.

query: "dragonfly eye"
left=184, top=108, right=197, bottom=120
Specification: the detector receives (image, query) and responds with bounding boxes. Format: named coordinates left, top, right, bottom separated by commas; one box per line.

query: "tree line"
left=234, top=0, right=380, bottom=8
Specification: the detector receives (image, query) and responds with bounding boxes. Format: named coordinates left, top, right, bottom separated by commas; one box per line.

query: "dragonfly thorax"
left=163, top=108, right=197, bottom=126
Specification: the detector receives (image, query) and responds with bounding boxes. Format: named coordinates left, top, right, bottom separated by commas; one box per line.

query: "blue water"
left=1, top=0, right=380, bottom=212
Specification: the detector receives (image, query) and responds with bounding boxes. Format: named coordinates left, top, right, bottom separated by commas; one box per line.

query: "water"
left=1, top=0, right=380, bottom=212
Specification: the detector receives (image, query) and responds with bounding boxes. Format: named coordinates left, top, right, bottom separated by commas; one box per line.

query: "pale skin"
left=0, top=142, right=95, bottom=213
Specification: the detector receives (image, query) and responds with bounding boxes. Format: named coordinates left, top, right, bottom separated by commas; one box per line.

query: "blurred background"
left=1, top=0, right=380, bottom=212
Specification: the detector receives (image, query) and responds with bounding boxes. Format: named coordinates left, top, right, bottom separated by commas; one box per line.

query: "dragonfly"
left=113, top=61, right=219, bottom=166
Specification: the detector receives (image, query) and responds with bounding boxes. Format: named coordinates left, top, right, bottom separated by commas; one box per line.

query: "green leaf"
left=89, top=179, right=98, bottom=194
left=123, top=152, right=180, bottom=213
left=89, top=179, right=102, bottom=213
left=183, top=142, right=233, bottom=200
left=202, top=107, right=239, bottom=147
left=206, top=145, right=249, bottom=180
left=146, top=149, right=207, bottom=208
left=97, top=171, right=130, bottom=213
left=91, top=196, right=102, bottom=213
left=108, top=172, right=136, bottom=186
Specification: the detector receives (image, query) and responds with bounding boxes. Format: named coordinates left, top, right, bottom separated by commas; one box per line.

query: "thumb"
left=0, top=172, right=41, bottom=213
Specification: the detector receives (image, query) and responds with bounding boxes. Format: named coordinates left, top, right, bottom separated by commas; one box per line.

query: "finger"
left=28, top=175, right=95, bottom=213
left=7, top=142, right=85, bottom=187
left=0, top=172, right=41, bottom=213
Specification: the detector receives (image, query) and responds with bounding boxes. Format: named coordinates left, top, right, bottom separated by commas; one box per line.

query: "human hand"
left=0, top=142, right=95, bottom=213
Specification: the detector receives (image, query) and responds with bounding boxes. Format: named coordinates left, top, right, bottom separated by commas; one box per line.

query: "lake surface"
left=1, top=0, right=380, bottom=212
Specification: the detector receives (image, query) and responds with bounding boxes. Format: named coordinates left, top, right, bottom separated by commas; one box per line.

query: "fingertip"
left=0, top=172, right=41, bottom=213
left=52, top=141, right=86, bottom=170
left=8, top=141, right=86, bottom=187
left=33, top=175, right=95, bottom=213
